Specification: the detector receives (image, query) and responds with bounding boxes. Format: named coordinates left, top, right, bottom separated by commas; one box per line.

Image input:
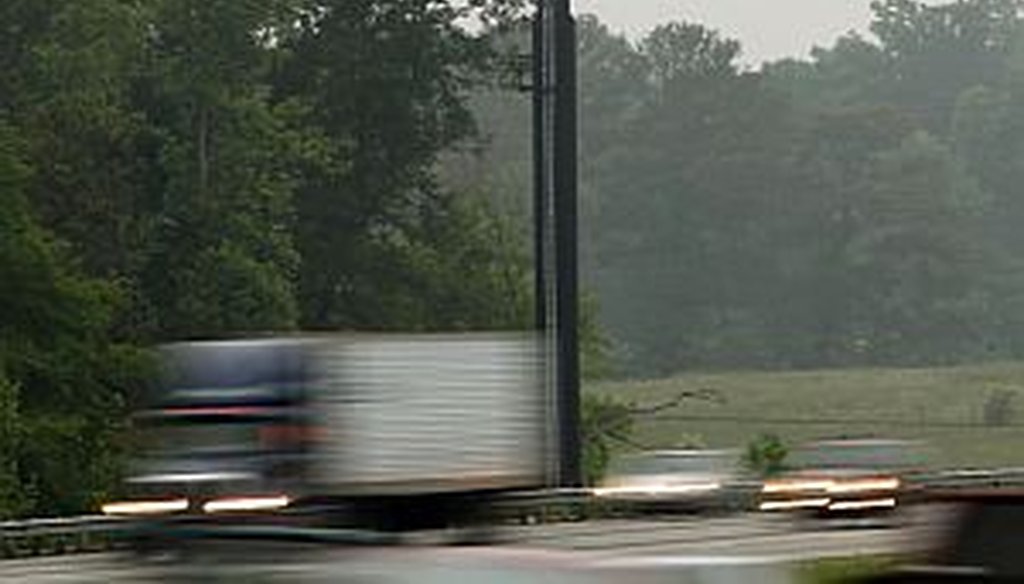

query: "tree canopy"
left=570, top=0, right=1024, bottom=374
left=0, top=0, right=533, bottom=517
left=464, top=1, right=1024, bottom=376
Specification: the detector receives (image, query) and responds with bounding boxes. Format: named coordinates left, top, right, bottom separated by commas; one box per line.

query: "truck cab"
left=105, top=339, right=314, bottom=519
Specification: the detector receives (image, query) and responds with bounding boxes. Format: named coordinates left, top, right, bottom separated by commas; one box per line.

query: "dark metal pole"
left=533, top=0, right=580, bottom=489
left=533, top=6, right=548, bottom=335
left=551, top=0, right=581, bottom=489
left=533, top=0, right=559, bottom=486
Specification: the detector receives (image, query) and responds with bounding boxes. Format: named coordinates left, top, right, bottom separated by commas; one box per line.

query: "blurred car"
left=592, top=449, right=742, bottom=513
left=861, top=489, right=1024, bottom=583
left=758, top=439, right=924, bottom=518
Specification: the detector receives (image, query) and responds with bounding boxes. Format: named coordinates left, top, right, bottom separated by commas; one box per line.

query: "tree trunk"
left=198, top=104, right=210, bottom=197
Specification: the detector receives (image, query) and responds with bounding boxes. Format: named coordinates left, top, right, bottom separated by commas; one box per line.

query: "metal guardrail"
left=0, top=515, right=132, bottom=558
left=494, top=487, right=592, bottom=521
left=5, top=472, right=1024, bottom=560
left=916, top=467, right=1024, bottom=490
left=0, top=489, right=593, bottom=559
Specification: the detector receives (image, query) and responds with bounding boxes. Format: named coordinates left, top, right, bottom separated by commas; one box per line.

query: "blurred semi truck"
left=103, top=333, right=547, bottom=531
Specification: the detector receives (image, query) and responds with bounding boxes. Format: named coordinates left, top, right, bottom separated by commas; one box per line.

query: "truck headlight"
left=101, top=498, right=189, bottom=516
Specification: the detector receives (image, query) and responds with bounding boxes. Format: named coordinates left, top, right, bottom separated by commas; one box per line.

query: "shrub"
left=743, top=433, right=788, bottom=477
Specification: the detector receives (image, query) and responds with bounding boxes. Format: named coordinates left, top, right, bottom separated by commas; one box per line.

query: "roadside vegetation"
left=589, top=361, right=1024, bottom=468
left=799, top=556, right=902, bottom=584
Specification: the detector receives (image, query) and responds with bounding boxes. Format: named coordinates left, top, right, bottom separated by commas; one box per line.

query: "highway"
left=0, top=512, right=945, bottom=582
left=504, top=515, right=924, bottom=558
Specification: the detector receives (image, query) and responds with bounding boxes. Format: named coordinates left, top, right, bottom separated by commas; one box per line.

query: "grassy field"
left=587, top=361, right=1024, bottom=468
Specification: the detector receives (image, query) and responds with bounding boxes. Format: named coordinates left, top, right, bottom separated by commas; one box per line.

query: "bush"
left=581, top=394, right=634, bottom=486
left=743, top=433, right=788, bottom=477
left=984, top=389, right=1016, bottom=427
left=0, top=375, right=28, bottom=519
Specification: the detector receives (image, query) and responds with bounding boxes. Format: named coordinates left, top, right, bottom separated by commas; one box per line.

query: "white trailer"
left=311, top=333, right=546, bottom=497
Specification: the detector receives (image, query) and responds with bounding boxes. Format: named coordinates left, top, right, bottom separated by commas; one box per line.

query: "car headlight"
left=758, top=497, right=831, bottom=511
left=593, top=482, right=721, bottom=497
left=827, top=497, right=897, bottom=511
left=761, top=479, right=834, bottom=494
left=826, top=478, right=900, bottom=494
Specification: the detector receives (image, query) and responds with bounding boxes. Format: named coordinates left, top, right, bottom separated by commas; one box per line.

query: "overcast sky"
left=572, top=0, right=902, bottom=65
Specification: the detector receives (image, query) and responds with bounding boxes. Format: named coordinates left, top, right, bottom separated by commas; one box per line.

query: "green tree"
left=0, top=122, right=147, bottom=515
left=776, top=110, right=993, bottom=366
left=856, top=132, right=992, bottom=362
left=763, top=34, right=890, bottom=112
left=140, top=0, right=302, bottom=339
left=642, top=21, right=741, bottom=85
left=0, top=375, right=26, bottom=518
left=276, top=0, right=480, bottom=329
left=583, top=20, right=796, bottom=374
left=870, top=0, right=1023, bottom=131
left=0, top=0, right=159, bottom=342
left=950, top=83, right=1024, bottom=355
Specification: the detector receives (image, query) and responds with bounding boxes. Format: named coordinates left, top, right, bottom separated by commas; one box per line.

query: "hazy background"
left=574, top=0, right=942, bottom=64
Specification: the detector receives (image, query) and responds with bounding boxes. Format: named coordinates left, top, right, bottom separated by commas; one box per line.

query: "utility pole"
left=534, top=0, right=580, bottom=489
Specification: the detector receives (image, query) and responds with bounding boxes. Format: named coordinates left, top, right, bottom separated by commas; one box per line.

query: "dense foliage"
left=0, top=0, right=532, bottom=517
left=590, top=0, right=1024, bottom=375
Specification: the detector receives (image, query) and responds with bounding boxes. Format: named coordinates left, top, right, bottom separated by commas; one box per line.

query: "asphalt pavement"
left=0, top=510, right=949, bottom=582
